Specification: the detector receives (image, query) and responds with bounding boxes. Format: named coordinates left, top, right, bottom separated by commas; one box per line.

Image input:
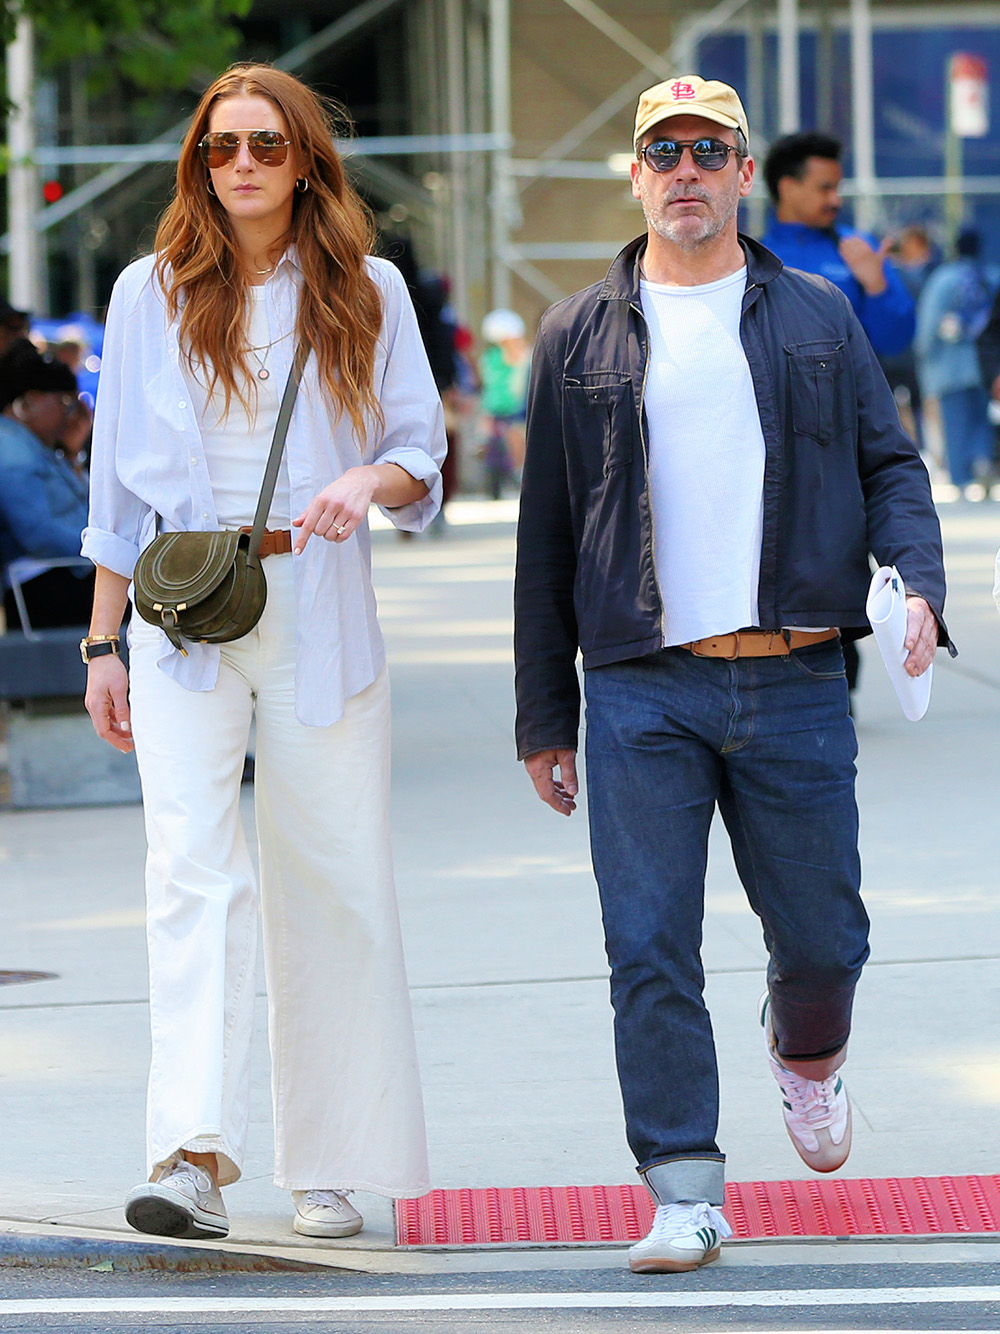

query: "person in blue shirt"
left=914, top=228, right=999, bottom=494
left=0, top=338, right=93, bottom=629
left=761, top=132, right=915, bottom=358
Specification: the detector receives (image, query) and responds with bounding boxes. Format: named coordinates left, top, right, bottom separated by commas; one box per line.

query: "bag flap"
left=135, top=531, right=246, bottom=606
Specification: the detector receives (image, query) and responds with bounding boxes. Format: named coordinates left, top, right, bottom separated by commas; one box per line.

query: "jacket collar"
left=597, top=231, right=784, bottom=303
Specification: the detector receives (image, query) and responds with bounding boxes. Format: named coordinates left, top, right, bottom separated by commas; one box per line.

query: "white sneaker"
left=629, top=1201, right=731, bottom=1273
left=292, top=1189, right=364, bottom=1238
left=125, top=1158, right=229, bottom=1239
left=761, top=994, right=852, bottom=1173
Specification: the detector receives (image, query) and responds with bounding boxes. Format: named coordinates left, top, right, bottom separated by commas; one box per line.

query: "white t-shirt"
left=641, top=265, right=767, bottom=647
left=182, top=285, right=292, bottom=529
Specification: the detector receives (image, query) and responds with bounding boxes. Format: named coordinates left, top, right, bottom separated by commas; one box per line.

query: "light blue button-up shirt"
left=82, top=249, right=446, bottom=726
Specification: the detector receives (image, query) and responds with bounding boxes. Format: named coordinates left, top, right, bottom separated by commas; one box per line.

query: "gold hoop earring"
left=296, top=178, right=309, bottom=193
left=207, top=179, right=217, bottom=196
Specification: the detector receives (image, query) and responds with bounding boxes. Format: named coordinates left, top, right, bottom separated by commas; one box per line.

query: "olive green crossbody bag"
left=133, top=343, right=307, bottom=655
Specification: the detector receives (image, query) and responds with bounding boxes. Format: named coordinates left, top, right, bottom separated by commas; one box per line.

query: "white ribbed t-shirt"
left=182, top=286, right=292, bottom=529
left=641, top=265, right=767, bottom=647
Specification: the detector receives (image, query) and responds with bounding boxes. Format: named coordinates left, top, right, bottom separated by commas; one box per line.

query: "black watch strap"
left=80, top=638, right=120, bottom=664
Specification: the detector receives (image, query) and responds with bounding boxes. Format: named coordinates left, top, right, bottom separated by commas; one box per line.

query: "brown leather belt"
left=677, top=628, right=838, bottom=660
left=239, top=526, right=293, bottom=558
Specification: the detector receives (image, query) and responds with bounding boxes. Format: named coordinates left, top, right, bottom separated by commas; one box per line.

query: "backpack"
left=940, top=264, right=994, bottom=342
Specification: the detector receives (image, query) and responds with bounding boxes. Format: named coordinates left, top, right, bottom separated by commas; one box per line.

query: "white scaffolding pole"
left=6, top=11, right=43, bottom=313
left=488, top=0, right=512, bottom=307
left=777, top=0, right=800, bottom=133
left=850, top=0, right=877, bottom=232
left=444, top=0, right=470, bottom=320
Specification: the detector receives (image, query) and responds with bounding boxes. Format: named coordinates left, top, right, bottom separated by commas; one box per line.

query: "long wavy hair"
left=154, top=63, right=382, bottom=437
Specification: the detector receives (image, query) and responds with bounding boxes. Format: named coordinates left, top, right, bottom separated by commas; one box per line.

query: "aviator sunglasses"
left=638, top=137, right=740, bottom=173
left=199, top=129, right=292, bottom=169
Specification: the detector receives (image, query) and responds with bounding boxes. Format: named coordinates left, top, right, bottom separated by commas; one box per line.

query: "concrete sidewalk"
left=1, top=497, right=999, bottom=1269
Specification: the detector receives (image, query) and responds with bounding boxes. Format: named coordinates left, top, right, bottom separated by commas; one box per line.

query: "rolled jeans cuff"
left=778, top=1042, right=848, bottom=1081
left=640, top=1155, right=726, bottom=1208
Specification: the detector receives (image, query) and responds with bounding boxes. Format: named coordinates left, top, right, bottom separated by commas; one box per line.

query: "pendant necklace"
left=248, top=345, right=272, bottom=380
left=246, top=328, right=291, bottom=382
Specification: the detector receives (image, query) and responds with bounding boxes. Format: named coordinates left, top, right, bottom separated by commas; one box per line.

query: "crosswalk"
left=2, top=1284, right=1000, bottom=1316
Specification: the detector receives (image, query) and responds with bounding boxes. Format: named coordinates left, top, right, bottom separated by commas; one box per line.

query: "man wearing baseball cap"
left=514, top=76, right=950, bottom=1273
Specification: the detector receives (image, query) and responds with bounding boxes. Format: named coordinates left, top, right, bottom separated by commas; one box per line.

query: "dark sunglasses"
left=198, top=130, right=292, bottom=169
left=638, top=138, right=740, bottom=173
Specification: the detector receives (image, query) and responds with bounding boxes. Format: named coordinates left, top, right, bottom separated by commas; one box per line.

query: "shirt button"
left=202, top=511, right=209, bottom=519
left=179, top=400, right=187, bottom=410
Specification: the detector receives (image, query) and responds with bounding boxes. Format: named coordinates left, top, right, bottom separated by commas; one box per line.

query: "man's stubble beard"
left=640, top=175, right=741, bottom=251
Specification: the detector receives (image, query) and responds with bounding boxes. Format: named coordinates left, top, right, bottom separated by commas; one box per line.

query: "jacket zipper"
left=628, top=298, right=665, bottom=645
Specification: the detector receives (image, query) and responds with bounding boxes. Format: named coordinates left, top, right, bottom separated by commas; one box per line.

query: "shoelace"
left=778, top=1068, right=840, bottom=1128
left=304, top=1189, right=352, bottom=1208
left=162, top=1161, right=212, bottom=1193
left=647, top=1201, right=733, bottom=1241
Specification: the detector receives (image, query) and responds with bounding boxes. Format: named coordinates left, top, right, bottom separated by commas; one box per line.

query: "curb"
left=0, top=1230, right=333, bottom=1273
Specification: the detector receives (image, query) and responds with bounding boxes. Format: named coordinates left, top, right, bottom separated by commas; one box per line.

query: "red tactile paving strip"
left=396, top=1175, right=1000, bottom=1247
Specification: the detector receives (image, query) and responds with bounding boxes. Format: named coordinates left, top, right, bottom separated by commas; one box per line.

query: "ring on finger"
left=334, top=523, right=347, bottom=535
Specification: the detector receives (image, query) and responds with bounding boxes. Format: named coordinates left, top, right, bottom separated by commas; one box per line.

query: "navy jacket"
left=513, top=234, right=951, bottom=760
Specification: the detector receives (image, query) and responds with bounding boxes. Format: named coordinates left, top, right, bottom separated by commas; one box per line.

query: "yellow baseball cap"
left=634, top=75, right=750, bottom=152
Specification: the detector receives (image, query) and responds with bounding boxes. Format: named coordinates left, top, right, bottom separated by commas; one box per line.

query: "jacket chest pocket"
left=784, top=341, right=849, bottom=445
left=563, top=379, right=634, bottom=477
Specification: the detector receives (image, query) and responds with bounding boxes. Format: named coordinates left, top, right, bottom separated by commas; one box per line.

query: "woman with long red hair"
left=82, top=63, right=444, bottom=1241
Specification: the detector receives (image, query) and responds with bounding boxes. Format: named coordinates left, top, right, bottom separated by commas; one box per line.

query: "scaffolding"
left=6, top=0, right=1000, bottom=325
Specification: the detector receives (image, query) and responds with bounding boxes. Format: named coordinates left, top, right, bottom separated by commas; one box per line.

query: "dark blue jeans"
left=584, top=641, right=869, bottom=1204
left=939, top=385, right=994, bottom=488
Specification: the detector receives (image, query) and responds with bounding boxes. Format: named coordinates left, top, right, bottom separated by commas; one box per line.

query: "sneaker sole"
left=629, top=1245, right=721, bottom=1274
left=125, top=1193, right=229, bottom=1240
left=293, top=1214, right=364, bottom=1238
left=784, top=1097, right=853, bottom=1173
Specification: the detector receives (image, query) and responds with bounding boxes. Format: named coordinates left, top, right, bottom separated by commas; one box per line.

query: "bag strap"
left=247, top=341, right=309, bottom=561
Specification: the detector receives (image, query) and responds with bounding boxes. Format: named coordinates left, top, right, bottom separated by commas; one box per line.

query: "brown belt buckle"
left=690, top=633, right=741, bottom=660
left=720, top=632, right=741, bottom=660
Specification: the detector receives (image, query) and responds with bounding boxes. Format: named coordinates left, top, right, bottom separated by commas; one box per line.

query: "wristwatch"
left=80, top=635, right=121, bottom=664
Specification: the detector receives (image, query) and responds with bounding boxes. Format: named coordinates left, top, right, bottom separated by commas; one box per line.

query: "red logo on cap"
left=670, top=80, right=698, bottom=101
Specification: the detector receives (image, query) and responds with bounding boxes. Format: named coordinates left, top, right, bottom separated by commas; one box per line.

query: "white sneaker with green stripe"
left=761, top=994, right=852, bottom=1173
left=628, top=1201, right=732, bottom=1273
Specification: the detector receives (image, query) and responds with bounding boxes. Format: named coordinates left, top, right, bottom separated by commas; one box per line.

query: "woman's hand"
left=292, top=463, right=426, bottom=553
left=292, top=466, right=380, bottom=553
left=85, top=654, right=134, bottom=753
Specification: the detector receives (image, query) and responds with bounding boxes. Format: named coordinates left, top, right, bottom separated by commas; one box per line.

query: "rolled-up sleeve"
left=371, top=263, right=447, bottom=531
left=81, top=277, right=152, bottom=577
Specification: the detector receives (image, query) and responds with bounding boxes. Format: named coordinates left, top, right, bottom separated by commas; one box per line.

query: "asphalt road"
left=2, top=1262, right=1000, bottom=1331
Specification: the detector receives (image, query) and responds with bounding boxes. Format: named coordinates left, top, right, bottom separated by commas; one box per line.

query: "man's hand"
left=524, top=748, right=578, bottom=816
left=838, top=234, right=891, bottom=296
left=903, top=596, right=938, bottom=677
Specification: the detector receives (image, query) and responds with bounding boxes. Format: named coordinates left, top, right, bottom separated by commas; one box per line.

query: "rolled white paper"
left=865, top=565, right=933, bottom=722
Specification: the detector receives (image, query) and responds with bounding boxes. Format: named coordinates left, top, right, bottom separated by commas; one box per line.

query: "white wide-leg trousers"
left=127, top=555, right=429, bottom=1195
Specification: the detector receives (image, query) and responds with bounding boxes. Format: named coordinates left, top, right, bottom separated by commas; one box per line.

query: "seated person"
left=0, top=338, right=94, bottom=630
